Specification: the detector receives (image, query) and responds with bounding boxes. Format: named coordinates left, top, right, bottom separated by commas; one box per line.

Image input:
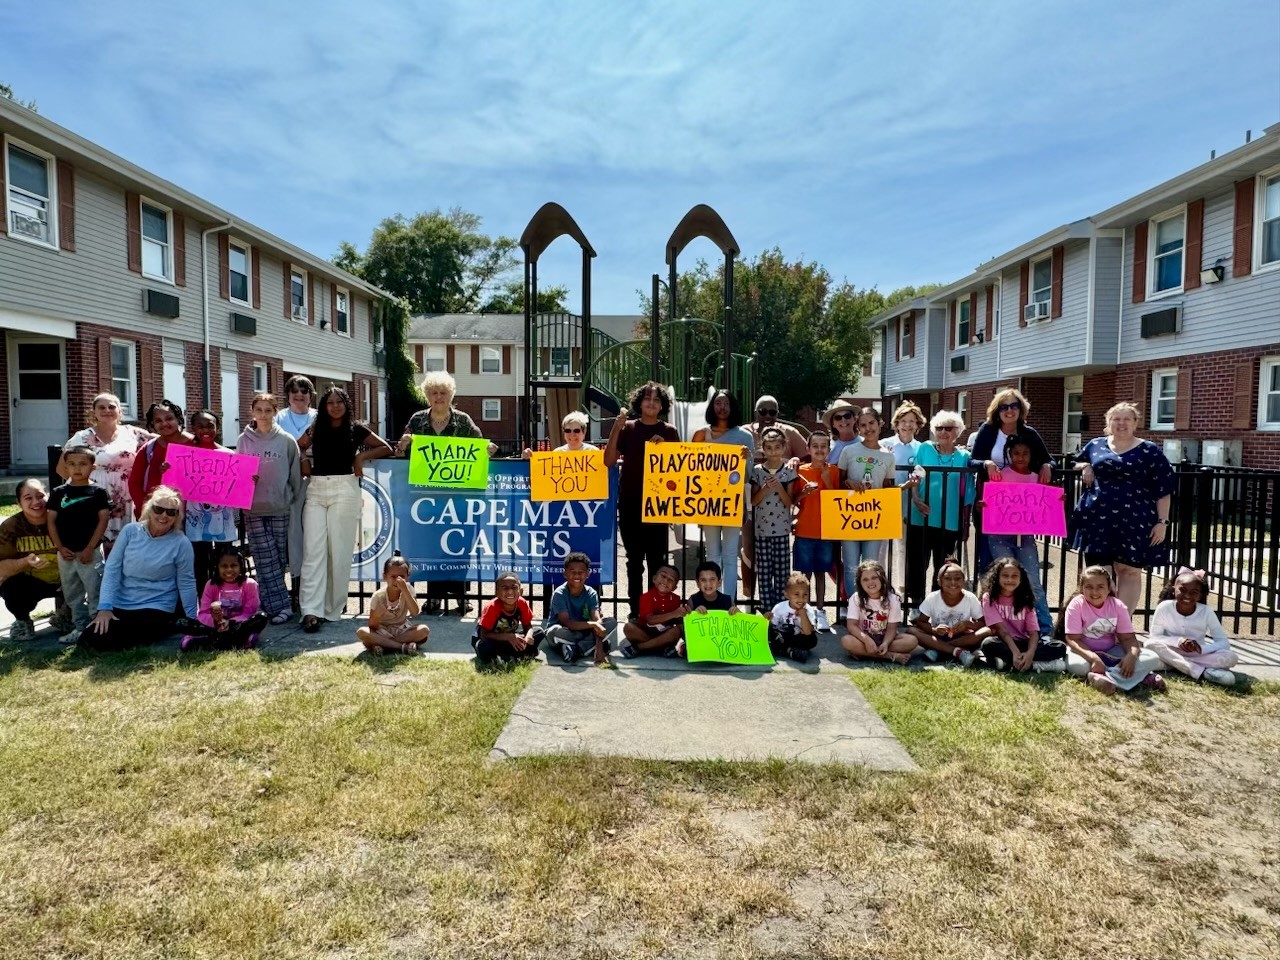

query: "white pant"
left=300, top=475, right=362, bottom=621
left=1144, top=638, right=1239, bottom=680
left=1066, top=644, right=1163, bottom=692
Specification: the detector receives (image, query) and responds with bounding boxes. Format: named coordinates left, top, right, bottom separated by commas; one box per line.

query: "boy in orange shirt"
left=791, top=430, right=840, bottom=630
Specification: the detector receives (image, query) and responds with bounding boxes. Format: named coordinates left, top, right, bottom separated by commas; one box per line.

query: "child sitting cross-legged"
left=473, top=571, right=544, bottom=668
left=619, top=564, right=686, bottom=658
left=1061, top=565, right=1165, bottom=695
left=545, top=551, right=616, bottom=665
left=1145, top=567, right=1239, bottom=687
left=181, top=545, right=270, bottom=652
left=976, top=556, right=1067, bottom=672
left=769, top=572, right=820, bottom=664
left=906, top=558, right=989, bottom=667
left=356, top=555, right=430, bottom=656
left=840, top=559, right=916, bottom=664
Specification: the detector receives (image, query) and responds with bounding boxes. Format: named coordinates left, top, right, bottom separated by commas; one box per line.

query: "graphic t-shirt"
left=547, top=583, right=600, bottom=629
left=638, top=588, right=682, bottom=630
left=48, top=482, right=111, bottom=552
left=0, top=514, right=60, bottom=585
left=750, top=463, right=799, bottom=538
left=479, top=597, right=534, bottom=635
left=848, top=594, right=902, bottom=636
left=793, top=462, right=840, bottom=539
left=1064, top=595, right=1134, bottom=652
left=837, top=444, right=895, bottom=491
left=918, top=589, right=983, bottom=629
left=771, top=601, right=817, bottom=632
left=982, top=592, right=1038, bottom=640
left=687, top=590, right=733, bottom=612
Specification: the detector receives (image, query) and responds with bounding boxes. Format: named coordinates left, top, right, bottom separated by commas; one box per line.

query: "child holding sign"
left=619, top=565, right=685, bottom=658
left=473, top=571, right=544, bottom=667
left=545, top=551, right=615, bottom=665
left=837, top=407, right=897, bottom=604
left=768, top=572, right=819, bottom=663
left=792, top=430, right=839, bottom=628
left=976, top=557, right=1066, bottom=672
left=185, top=410, right=238, bottom=593
left=750, top=428, right=798, bottom=611
left=907, top=559, right=988, bottom=667
left=840, top=560, right=915, bottom=665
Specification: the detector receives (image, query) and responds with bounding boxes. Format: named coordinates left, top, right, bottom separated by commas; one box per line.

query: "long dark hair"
left=704, top=390, right=743, bottom=429
left=627, top=381, right=671, bottom=420
left=311, top=385, right=358, bottom=446
left=979, top=557, right=1035, bottom=614
left=1052, top=564, right=1116, bottom=640
left=210, top=543, right=249, bottom=585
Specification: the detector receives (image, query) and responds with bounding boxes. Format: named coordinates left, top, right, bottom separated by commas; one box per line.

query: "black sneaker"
left=559, top=640, right=579, bottom=664
left=787, top=647, right=810, bottom=664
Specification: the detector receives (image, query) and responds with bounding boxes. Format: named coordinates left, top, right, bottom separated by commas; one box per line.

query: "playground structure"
left=518, top=203, right=757, bottom=446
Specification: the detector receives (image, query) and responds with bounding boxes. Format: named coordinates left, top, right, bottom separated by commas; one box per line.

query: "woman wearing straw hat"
left=822, top=400, right=861, bottom=466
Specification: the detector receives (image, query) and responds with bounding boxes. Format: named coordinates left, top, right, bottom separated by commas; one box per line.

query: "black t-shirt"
left=687, top=590, right=734, bottom=612
left=310, top=423, right=371, bottom=476
left=48, top=482, right=111, bottom=552
left=616, top=419, right=681, bottom=499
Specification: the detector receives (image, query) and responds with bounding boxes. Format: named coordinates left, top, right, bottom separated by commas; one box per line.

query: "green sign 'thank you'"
left=407, top=436, right=490, bottom=488
left=684, top=611, right=776, bottom=666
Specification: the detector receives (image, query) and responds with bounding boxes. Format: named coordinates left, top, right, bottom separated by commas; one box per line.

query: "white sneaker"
left=922, top=648, right=939, bottom=663
left=956, top=650, right=977, bottom=668
left=1033, top=659, right=1067, bottom=673
left=814, top=609, right=831, bottom=632
left=1202, top=668, right=1236, bottom=687
left=59, top=629, right=83, bottom=645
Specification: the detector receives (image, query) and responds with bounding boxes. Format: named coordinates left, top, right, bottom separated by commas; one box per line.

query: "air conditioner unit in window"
left=1140, top=306, right=1181, bottom=338
left=950, top=354, right=968, bottom=373
left=292, top=304, right=308, bottom=321
left=1023, top=301, right=1051, bottom=322
left=10, top=208, right=47, bottom=240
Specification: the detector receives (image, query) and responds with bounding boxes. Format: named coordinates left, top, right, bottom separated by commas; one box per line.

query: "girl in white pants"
left=1145, top=568, right=1239, bottom=687
left=297, top=386, right=391, bottom=632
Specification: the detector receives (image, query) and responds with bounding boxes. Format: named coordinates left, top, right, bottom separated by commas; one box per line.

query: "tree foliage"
left=479, top=278, right=568, bottom=315
left=0, top=83, right=36, bottom=111
left=635, top=250, right=937, bottom=416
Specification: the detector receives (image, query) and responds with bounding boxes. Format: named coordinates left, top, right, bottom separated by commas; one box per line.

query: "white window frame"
left=1147, top=205, right=1186, bottom=299
left=335, top=286, right=351, bottom=338
left=290, top=268, right=308, bottom=323
left=423, top=346, right=446, bottom=373
left=139, top=197, right=173, bottom=283
left=1150, top=367, right=1178, bottom=431
left=480, top=346, right=501, bottom=374
left=1258, top=357, right=1280, bottom=431
left=362, top=379, right=372, bottom=424
left=899, top=316, right=911, bottom=358
left=956, top=390, right=970, bottom=430
left=3, top=135, right=58, bottom=250
left=1254, top=164, right=1280, bottom=274
left=1030, top=254, right=1052, bottom=304
left=1065, top=386, right=1084, bottom=436
left=228, top=238, right=252, bottom=306
left=871, top=342, right=882, bottom=378
left=954, top=297, right=971, bottom=350
left=110, top=340, right=137, bottom=420
left=252, top=361, right=268, bottom=393
left=990, top=278, right=1001, bottom=340
left=373, top=307, right=384, bottom=348
left=482, top=398, right=501, bottom=421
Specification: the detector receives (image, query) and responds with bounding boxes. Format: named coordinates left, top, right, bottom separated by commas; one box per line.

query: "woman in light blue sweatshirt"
left=78, top=485, right=203, bottom=651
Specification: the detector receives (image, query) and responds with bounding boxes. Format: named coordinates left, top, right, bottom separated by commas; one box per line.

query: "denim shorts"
left=792, top=536, right=833, bottom=573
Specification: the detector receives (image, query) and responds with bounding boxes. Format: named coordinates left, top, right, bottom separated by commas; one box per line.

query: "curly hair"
left=1158, top=569, right=1212, bottom=604
left=627, top=381, right=671, bottom=420
left=145, top=399, right=185, bottom=431
left=979, top=557, right=1035, bottom=614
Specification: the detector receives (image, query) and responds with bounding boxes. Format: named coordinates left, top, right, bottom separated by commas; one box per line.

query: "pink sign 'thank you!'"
left=980, top=482, right=1067, bottom=538
left=164, top=447, right=260, bottom=510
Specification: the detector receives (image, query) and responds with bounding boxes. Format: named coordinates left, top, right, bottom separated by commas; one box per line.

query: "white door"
left=8, top=335, right=68, bottom=466
left=163, top=361, right=186, bottom=410
left=220, top=366, right=240, bottom=446
left=1063, top=375, right=1084, bottom=453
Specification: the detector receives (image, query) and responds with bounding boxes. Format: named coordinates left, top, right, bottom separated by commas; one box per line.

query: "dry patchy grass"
left=0, top=645, right=1276, bottom=959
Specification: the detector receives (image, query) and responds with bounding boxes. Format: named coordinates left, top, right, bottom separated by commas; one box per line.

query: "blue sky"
left=5, top=0, right=1279, bottom=312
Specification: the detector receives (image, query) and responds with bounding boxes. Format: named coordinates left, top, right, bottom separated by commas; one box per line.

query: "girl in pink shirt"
left=1061, top=565, right=1164, bottom=695
left=977, top=557, right=1066, bottom=672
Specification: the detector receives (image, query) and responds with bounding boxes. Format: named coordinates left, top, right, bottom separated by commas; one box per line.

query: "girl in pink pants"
left=1145, top=568, right=1239, bottom=687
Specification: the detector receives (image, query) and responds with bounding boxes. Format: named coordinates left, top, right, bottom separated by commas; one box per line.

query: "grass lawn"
left=0, top=491, right=17, bottom=518
left=0, top=646, right=1276, bottom=960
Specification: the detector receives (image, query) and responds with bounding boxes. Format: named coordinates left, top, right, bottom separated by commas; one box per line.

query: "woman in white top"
left=58, top=392, right=151, bottom=551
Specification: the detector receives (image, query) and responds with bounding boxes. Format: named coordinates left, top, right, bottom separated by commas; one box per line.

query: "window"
left=1259, top=168, right=1280, bottom=270
left=140, top=200, right=172, bottom=281
left=1151, top=368, right=1177, bottom=429
left=956, top=390, right=970, bottom=428
left=480, top=346, right=501, bottom=374
left=423, top=346, right=446, bottom=372
left=871, top=343, right=882, bottom=378
left=1149, top=208, right=1185, bottom=295
left=899, top=317, right=911, bottom=357
left=362, top=379, right=372, bottom=424
left=110, top=341, right=136, bottom=419
left=1065, top=389, right=1084, bottom=436
left=1030, top=256, right=1052, bottom=304
left=228, top=240, right=250, bottom=304
left=1260, top=358, right=1280, bottom=430
left=253, top=362, right=268, bottom=393
left=335, top=288, right=349, bottom=336
left=955, top=298, right=970, bottom=347
left=290, top=269, right=308, bottom=321
left=4, top=139, right=56, bottom=247
left=991, top=280, right=1001, bottom=339
left=482, top=398, right=501, bottom=421
left=551, top=346, right=571, bottom=376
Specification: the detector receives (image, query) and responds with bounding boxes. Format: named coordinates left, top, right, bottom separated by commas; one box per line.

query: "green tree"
left=478, top=278, right=569, bottom=314
left=0, top=83, right=37, bottom=111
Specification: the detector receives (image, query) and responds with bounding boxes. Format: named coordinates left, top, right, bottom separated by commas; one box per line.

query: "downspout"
left=200, top=221, right=233, bottom=407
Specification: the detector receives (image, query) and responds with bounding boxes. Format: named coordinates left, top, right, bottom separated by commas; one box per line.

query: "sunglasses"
left=563, top=427, right=583, bottom=434
left=998, top=401, right=1021, bottom=412
left=935, top=425, right=958, bottom=432
left=757, top=408, right=778, bottom=416
left=832, top=412, right=854, bottom=421
left=153, top=506, right=180, bottom=517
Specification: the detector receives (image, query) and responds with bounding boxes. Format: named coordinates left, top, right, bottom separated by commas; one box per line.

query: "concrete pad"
left=490, top=667, right=920, bottom=771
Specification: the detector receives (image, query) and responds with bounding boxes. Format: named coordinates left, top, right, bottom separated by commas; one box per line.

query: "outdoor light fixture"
left=1200, top=259, right=1225, bottom=284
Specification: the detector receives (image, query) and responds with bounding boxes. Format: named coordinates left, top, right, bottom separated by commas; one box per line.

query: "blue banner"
left=353, top=459, right=617, bottom=584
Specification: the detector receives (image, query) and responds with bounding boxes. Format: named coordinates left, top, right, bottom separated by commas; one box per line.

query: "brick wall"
left=69, top=322, right=165, bottom=429
left=182, top=342, right=221, bottom=421
left=1080, top=371, right=1116, bottom=445
left=454, top=394, right=518, bottom=441
left=1020, top=376, right=1066, bottom=452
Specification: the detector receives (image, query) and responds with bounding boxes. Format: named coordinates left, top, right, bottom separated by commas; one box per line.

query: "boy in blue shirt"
left=545, top=551, right=616, bottom=665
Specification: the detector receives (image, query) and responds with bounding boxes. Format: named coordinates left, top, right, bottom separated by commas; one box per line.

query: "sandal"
left=302, top=615, right=321, bottom=634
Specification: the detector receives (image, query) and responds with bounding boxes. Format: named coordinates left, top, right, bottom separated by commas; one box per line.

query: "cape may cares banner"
left=353, top=459, right=617, bottom=584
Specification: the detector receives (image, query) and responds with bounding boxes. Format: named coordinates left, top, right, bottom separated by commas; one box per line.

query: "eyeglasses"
left=757, top=408, right=778, bottom=416
left=935, top=425, right=957, bottom=432
left=832, top=412, right=854, bottom=421
left=563, top=427, right=583, bottom=434
left=998, top=402, right=1021, bottom=412
left=153, top=506, right=180, bottom=517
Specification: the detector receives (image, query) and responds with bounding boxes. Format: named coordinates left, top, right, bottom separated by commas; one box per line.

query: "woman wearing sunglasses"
left=967, top=388, right=1056, bottom=571
left=905, top=410, right=976, bottom=615
left=77, top=485, right=203, bottom=650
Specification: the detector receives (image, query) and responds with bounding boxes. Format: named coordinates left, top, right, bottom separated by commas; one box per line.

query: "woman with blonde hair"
left=59, top=392, right=151, bottom=552
left=905, top=410, right=976, bottom=613
left=1069, top=401, right=1175, bottom=613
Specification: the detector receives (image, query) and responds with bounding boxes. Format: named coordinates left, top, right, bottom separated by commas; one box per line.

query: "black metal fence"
left=344, top=461, right=1279, bottom=638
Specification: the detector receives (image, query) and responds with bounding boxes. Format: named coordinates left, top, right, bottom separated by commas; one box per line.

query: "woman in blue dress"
left=1070, top=402, right=1176, bottom=614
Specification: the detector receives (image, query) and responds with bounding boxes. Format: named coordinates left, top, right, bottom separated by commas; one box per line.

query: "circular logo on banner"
left=354, top=476, right=394, bottom=567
